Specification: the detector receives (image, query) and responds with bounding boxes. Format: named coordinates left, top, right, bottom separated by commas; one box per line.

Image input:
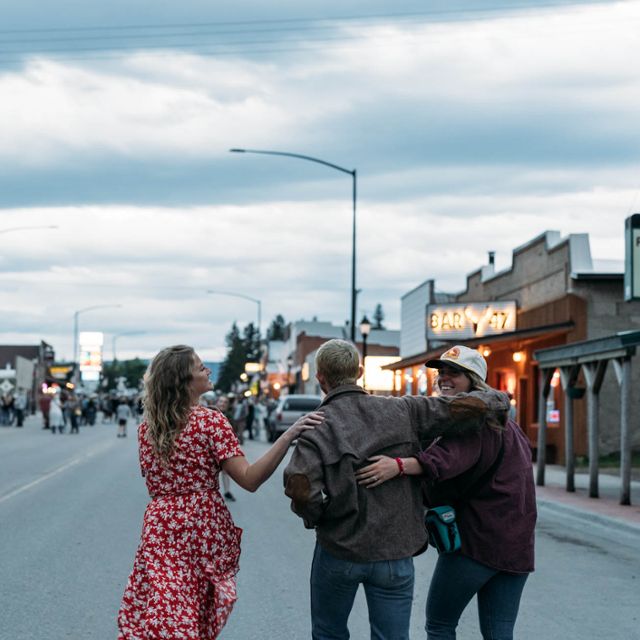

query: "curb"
left=536, top=497, right=640, bottom=538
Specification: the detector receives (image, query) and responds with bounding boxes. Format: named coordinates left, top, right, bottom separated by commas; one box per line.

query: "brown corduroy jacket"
left=283, top=385, right=509, bottom=563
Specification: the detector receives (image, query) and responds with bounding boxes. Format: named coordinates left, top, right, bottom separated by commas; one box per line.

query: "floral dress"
left=118, top=406, right=244, bottom=639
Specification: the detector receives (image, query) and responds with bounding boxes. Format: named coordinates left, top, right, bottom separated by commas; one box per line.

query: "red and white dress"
left=118, top=406, right=244, bottom=639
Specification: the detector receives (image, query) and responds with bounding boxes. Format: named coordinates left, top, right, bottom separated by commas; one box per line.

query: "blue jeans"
left=426, top=553, right=529, bottom=640
left=310, top=542, right=415, bottom=640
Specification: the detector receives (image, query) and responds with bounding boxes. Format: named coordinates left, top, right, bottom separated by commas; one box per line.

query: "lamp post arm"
left=229, top=148, right=358, bottom=340
left=230, top=148, right=354, bottom=177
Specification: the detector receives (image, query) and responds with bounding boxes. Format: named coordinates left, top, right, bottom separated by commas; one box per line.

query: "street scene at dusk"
left=2, top=1, right=640, bottom=639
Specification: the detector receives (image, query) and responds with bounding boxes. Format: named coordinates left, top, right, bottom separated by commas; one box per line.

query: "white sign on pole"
left=79, top=331, right=104, bottom=379
left=15, top=356, right=35, bottom=390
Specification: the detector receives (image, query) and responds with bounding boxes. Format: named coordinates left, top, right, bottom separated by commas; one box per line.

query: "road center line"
left=0, top=440, right=117, bottom=505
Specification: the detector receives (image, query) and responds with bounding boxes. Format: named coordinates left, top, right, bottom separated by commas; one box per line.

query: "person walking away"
left=1, top=393, right=13, bottom=426
left=245, top=398, right=256, bottom=440
left=118, top=345, right=324, bottom=640
left=232, top=395, right=247, bottom=444
left=357, top=345, right=536, bottom=640
left=284, top=339, right=509, bottom=640
left=14, top=390, right=27, bottom=427
left=66, top=393, right=80, bottom=433
left=116, top=398, right=132, bottom=438
left=39, top=393, right=52, bottom=429
left=215, top=395, right=237, bottom=502
left=49, top=394, right=65, bottom=434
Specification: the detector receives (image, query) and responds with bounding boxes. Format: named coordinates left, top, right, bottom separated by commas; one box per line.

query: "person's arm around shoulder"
left=356, top=431, right=483, bottom=488
left=222, top=411, right=324, bottom=492
left=402, top=389, right=509, bottom=440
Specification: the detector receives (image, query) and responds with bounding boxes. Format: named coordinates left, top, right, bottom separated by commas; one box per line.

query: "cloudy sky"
left=1, top=0, right=639, bottom=362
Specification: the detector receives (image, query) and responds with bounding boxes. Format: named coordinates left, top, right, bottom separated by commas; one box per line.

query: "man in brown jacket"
left=283, top=339, right=509, bottom=640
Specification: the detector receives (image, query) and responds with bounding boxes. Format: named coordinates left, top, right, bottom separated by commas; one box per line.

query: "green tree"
left=266, top=314, right=287, bottom=341
left=101, top=358, right=148, bottom=391
left=243, top=321, right=261, bottom=361
left=373, top=303, right=385, bottom=330
left=216, top=322, right=247, bottom=392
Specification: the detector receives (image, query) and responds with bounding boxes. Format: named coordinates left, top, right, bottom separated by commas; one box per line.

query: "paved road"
left=1, top=417, right=638, bottom=639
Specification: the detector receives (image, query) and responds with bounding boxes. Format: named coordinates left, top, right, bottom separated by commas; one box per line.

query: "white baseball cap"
left=426, top=345, right=487, bottom=381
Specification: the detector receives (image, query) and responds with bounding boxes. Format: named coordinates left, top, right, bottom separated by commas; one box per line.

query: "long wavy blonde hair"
left=143, top=345, right=195, bottom=464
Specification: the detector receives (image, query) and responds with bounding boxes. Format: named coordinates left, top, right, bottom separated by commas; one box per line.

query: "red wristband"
left=395, top=457, right=405, bottom=476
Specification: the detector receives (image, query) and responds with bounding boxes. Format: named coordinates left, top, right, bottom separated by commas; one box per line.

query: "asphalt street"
left=1, top=416, right=638, bottom=639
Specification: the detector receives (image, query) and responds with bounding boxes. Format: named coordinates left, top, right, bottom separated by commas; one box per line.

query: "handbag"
left=424, top=431, right=506, bottom=554
left=425, top=505, right=461, bottom=553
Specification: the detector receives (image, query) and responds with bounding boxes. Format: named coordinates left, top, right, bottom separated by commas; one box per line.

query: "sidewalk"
left=534, top=464, right=640, bottom=536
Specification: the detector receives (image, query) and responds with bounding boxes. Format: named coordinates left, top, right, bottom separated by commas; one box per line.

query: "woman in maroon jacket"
left=356, top=346, right=536, bottom=640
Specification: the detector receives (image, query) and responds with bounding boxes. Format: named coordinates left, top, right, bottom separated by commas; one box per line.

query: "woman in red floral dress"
left=118, top=345, right=323, bottom=639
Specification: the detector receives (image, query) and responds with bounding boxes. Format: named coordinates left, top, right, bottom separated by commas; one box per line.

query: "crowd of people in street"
left=36, top=390, right=144, bottom=435
left=0, top=390, right=28, bottom=427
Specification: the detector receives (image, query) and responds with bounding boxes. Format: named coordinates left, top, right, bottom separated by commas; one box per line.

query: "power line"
left=0, top=2, right=611, bottom=36
left=0, top=7, right=631, bottom=67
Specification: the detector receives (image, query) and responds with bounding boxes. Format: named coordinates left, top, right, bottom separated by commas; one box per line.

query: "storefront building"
left=386, top=230, right=640, bottom=464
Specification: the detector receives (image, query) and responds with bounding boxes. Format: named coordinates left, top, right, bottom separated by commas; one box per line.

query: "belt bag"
left=425, top=505, right=461, bottom=554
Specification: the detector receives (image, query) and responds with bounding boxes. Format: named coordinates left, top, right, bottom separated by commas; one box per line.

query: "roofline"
left=383, top=321, right=574, bottom=370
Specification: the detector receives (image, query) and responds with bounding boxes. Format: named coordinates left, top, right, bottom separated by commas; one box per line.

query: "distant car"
left=267, top=394, right=323, bottom=442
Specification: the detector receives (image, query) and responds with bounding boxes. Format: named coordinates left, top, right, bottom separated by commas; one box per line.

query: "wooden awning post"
left=559, top=365, right=581, bottom=493
left=583, top=360, right=608, bottom=499
left=536, top=367, right=555, bottom=486
left=613, top=357, right=632, bottom=506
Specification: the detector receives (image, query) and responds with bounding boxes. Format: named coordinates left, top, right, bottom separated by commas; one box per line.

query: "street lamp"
left=73, top=304, right=123, bottom=369
left=359, top=315, right=371, bottom=390
left=230, top=148, right=358, bottom=341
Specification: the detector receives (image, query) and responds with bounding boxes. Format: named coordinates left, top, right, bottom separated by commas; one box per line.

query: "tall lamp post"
left=359, top=315, right=371, bottom=390
left=230, top=148, right=358, bottom=341
left=73, top=304, right=122, bottom=372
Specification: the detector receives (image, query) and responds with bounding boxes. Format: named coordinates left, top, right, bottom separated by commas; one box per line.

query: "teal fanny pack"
left=425, top=506, right=461, bottom=554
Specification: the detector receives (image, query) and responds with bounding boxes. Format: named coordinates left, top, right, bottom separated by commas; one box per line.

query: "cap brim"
left=425, top=359, right=468, bottom=374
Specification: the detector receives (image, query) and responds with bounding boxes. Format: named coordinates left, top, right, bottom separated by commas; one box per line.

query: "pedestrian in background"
left=116, top=398, right=132, bottom=438
left=215, top=395, right=236, bottom=502
left=14, top=390, right=27, bottom=427
left=66, top=393, right=80, bottom=434
left=39, top=393, right=51, bottom=429
left=1, top=392, right=14, bottom=426
left=357, top=346, right=536, bottom=640
left=49, top=394, right=65, bottom=434
left=118, top=344, right=323, bottom=640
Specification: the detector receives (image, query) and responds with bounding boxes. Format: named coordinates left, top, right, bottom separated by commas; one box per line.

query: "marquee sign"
left=427, top=301, right=517, bottom=340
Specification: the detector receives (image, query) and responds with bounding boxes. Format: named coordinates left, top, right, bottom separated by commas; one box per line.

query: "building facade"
left=387, top=231, right=640, bottom=463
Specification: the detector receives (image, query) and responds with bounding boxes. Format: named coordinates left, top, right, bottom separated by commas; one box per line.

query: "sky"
left=1, top=0, right=639, bottom=362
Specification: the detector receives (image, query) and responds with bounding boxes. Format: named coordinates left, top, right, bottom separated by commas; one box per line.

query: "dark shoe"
left=224, top=491, right=236, bottom=502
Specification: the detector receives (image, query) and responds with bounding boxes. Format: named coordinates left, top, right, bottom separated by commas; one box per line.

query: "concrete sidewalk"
left=534, top=464, right=640, bottom=536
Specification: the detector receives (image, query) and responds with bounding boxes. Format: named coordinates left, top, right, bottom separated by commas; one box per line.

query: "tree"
left=266, top=314, right=287, bottom=341
left=101, top=358, right=148, bottom=391
left=216, top=322, right=247, bottom=392
left=243, top=322, right=261, bottom=361
left=373, top=303, right=385, bottom=330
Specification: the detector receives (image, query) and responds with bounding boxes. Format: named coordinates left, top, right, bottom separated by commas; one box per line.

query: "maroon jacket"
left=418, top=419, right=536, bottom=574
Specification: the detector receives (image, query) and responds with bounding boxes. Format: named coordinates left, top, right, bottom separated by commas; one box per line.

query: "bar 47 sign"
left=427, top=301, right=517, bottom=340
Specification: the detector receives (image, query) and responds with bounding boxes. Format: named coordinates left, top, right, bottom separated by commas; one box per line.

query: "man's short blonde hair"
left=315, top=339, right=361, bottom=389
